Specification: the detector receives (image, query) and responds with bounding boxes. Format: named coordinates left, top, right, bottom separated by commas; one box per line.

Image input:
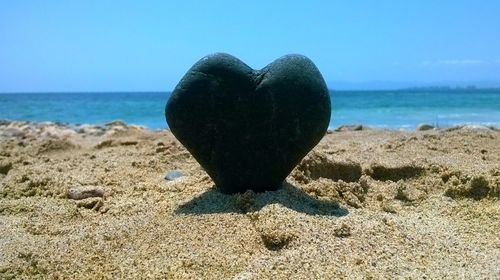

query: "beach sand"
left=0, top=120, right=499, bottom=279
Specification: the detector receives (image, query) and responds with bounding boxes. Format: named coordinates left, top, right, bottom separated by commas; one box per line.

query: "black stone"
left=165, top=53, right=331, bottom=194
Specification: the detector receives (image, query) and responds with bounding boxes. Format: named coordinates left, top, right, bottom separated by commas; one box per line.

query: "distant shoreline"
left=1, top=119, right=498, bottom=138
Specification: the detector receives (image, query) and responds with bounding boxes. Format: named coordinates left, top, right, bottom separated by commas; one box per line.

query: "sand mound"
left=445, top=174, right=499, bottom=200
left=294, top=151, right=362, bottom=183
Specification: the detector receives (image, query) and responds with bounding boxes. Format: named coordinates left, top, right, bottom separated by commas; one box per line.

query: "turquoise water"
left=0, top=90, right=499, bottom=129
left=332, top=90, right=500, bottom=129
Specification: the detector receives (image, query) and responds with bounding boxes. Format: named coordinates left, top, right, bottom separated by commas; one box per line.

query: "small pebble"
left=165, top=170, right=184, bottom=181
left=335, top=124, right=363, bottom=132
left=67, top=186, right=105, bottom=200
left=417, top=123, right=434, bottom=131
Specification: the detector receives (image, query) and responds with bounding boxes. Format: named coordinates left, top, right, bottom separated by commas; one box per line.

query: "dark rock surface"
left=166, top=53, right=331, bottom=194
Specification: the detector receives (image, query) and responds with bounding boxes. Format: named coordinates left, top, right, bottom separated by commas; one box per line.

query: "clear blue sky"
left=1, top=1, right=499, bottom=92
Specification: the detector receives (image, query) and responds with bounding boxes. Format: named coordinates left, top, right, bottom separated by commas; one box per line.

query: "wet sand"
left=0, top=120, right=499, bottom=279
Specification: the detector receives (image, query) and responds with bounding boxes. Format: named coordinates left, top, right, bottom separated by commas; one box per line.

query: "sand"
left=0, top=120, right=499, bottom=279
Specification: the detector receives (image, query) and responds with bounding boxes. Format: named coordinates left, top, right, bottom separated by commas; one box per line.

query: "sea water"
left=0, top=90, right=499, bottom=129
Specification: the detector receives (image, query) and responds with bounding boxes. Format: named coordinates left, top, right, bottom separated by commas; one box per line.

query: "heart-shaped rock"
left=166, top=53, right=331, bottom=194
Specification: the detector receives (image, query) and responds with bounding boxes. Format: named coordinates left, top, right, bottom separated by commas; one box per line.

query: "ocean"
left=1, top=90, right=499, bottom=129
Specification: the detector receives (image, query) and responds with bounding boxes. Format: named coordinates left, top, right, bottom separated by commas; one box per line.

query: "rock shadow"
left=175, top=182, right=349, bottom=217
left=368, top=164, right=425, bottom=182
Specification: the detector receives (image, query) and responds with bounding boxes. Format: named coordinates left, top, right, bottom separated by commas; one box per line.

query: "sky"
left=1, top=1, right=500, bottom=92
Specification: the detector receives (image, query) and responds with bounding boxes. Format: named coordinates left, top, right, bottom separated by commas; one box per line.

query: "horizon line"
left=1, top=87, right=500, bottom=94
